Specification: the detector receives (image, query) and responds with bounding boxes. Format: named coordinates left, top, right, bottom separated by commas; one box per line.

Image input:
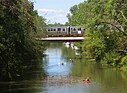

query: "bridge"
left=37, top=37, right=84, bottom=42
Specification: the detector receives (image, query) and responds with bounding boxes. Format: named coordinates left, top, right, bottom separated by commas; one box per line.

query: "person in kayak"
left=81, top=77, right=90, bottom=83
left=85, top=77, right=90, bottom=83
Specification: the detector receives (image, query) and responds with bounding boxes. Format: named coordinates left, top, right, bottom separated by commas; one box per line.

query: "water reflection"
left=43, top=47, right=72, bottom=76
left=1, top=46, right=127, bottom=93
left=0, top=59, right=45, bottom=93
left=71, top=59, right=127, bottom=93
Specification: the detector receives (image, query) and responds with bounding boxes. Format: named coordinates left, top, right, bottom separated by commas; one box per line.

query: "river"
left=0, top=46, right=127, bottom=93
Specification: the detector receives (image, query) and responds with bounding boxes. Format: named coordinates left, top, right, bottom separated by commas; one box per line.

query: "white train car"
left=46, top=26, right=85, bottom=37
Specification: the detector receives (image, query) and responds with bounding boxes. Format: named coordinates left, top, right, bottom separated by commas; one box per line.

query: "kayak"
left=81, top=79, right=90, bottom=83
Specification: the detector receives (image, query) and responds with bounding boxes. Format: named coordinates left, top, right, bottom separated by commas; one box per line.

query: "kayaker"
left=81, top=77, right=90, bottom=83
left=85, top=77, right=90, bottom=83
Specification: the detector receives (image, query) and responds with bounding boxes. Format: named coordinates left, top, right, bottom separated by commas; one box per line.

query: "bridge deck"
left=37, top=37, right=84, bottom=42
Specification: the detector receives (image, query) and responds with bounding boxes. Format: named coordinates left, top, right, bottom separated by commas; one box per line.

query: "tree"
left=67, top=0, right=127, bottom=68
left=0, top=0, right=46, bottom=81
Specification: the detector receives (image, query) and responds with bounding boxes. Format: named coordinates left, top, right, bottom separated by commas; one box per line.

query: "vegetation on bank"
left=0, top=0, right=46, bottom=81
left=66, top=0, right=127, bottom=69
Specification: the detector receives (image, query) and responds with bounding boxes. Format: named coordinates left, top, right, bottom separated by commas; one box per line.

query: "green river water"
left=0, top=46, right=127, bottom=93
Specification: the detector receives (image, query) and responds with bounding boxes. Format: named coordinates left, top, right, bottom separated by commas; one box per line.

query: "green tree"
left=0, top=0, right=46, bottom=81
left=67, top=0, right=127, bottom=68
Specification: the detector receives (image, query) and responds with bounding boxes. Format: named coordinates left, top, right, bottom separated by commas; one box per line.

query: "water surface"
left=0, top=46, right=127, bottom=93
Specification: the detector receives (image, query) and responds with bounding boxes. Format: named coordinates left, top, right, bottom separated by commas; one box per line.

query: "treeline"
left=67, top=0, right=127, bottom=69
left=0, top=0, right=46, bottom=81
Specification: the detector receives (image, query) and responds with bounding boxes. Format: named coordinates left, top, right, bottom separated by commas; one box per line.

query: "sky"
left=34, top=0, right=85, bottom=24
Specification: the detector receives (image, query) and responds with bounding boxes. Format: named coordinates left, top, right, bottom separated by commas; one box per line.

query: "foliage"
left=103, top=51, right=121, bottom=66
left=0, top=0, right=46, bottom=81
left=67, top=0, right=127, bottom=68
left=119, top=56, right=127, bottom=67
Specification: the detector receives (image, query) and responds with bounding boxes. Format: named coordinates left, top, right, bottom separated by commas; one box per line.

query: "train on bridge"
left=46, top=26, right=85, bottom=37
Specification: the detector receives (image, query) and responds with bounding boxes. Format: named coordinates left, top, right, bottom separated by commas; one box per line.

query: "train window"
left=73, top=28, right=76, bottom=31
left=51, top=28, right=53, bottom=31
left=78, top=28, right=81, bottom=30
left=63, top=28, right=65, bottom=31
left=54, top=29, right=56, bottom=31
left=58, top=28, right=61, bottom=31
left=48, top=29, right=50, bottom=31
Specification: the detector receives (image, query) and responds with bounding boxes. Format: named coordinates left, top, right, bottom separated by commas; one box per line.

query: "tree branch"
left=99, top=21, right=127, bottom=36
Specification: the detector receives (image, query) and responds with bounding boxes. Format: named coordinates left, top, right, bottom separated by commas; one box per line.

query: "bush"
left=119, top=56, right=127, bottom=66
left=103, top=51, right=120, bottom=66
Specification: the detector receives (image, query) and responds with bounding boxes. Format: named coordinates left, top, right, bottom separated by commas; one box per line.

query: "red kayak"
left=81, top=79, right=90, bottom=83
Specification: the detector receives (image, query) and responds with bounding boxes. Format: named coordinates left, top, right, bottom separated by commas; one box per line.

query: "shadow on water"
left=0, top=59, right=46, bottom=93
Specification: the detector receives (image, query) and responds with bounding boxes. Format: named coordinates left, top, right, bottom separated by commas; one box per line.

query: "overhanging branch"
left=99, top=21, right=127, bottom=36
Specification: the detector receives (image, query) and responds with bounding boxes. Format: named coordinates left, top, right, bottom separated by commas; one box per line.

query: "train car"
left=69, top=26, right=85, bottom=37
left=46, top=26, right=85, bottom=37
left=46, top=26, right=68, bottom=37
left=57, top=26, right=68, bottom=36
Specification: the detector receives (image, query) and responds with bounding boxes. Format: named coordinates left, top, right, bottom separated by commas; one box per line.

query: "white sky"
left=34, top=0, right=85, bottom=24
